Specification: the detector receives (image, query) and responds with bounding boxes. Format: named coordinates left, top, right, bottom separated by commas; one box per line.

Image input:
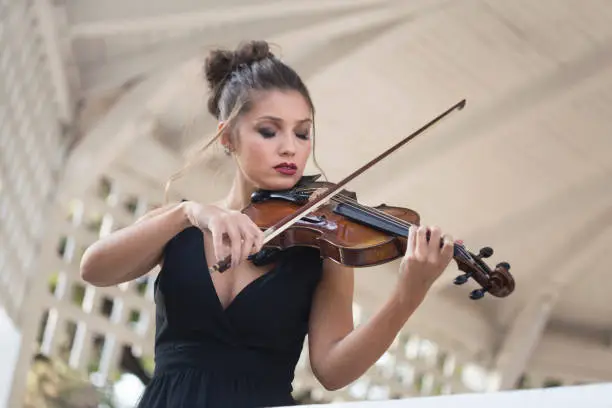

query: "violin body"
left=237, top=176, right=515, bottom=300
left=245, top=180, right=420, bottom=268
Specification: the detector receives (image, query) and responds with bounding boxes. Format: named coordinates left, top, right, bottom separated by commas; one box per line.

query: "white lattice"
left=34, top=175, right=161, bottom=386
left=0, top=0, right=64, bottom=326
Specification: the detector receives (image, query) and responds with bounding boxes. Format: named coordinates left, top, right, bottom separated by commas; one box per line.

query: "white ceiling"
left=49, top=0, right=612, bottom=385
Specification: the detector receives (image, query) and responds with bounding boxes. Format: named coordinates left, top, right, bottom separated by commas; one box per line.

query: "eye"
left=295, top=132, right=310, bottom=140
left=258, top=127, right=276, bottom=138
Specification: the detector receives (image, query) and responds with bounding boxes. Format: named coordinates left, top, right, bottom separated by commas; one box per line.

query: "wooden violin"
left=209, top=99, right=515, bottom=300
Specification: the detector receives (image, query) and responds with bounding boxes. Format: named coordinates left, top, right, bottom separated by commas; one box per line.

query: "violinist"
left=80, top=40, right=456, bottom=407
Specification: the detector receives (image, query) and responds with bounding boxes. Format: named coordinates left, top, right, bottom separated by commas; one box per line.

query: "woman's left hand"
left=395, top=225, right=455, bottom=305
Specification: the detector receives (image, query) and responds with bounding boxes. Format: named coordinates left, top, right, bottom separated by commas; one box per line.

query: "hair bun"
left=204, top=41, right=275, bottom=118
left=234, top=40, right=274, bottom=66
left=204, top=49, right=235, bottom=91
left=204, top=41, right=274, bottom=90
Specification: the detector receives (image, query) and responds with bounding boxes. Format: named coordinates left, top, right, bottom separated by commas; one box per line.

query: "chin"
left=256, top=173, right=302, bottom=191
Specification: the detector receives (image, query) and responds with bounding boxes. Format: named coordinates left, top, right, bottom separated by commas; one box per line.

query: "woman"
left=80, top=40, right=455, bottom=407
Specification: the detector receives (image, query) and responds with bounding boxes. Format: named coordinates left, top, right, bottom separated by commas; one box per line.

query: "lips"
left=274, top=162, right=297, bottom=175
left=274, top=162, right=297, bottom=170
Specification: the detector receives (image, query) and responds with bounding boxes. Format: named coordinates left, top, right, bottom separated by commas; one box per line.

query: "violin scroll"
left=452, top=244, right=515, bottom=300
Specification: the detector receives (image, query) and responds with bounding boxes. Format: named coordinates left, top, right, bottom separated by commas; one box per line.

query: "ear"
left=217, top=121, right=231, bottom=149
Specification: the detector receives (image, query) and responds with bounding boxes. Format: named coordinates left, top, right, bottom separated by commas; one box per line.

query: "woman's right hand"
left=183, top=201, right=265, bottom=269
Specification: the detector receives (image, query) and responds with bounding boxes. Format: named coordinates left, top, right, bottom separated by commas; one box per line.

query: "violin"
left=209, top=99, right=515, bottom=300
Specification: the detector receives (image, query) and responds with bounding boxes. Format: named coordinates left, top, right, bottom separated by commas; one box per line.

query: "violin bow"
left=209, top=99, right=467, bottom=273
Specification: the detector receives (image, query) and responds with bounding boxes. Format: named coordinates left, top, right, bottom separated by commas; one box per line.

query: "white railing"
left=296, top=383, right=612, bottom=408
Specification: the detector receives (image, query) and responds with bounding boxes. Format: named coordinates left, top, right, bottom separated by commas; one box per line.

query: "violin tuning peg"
left=470, top=288, right=488, bottom=300
left=478, top=247, right=494, bottom=259
left=454, top=272, right=472, bottom=285
left=496, top=261, right=510, bottom=270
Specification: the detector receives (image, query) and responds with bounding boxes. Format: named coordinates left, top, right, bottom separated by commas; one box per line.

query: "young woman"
left=80, top=40, right=455, bottom=407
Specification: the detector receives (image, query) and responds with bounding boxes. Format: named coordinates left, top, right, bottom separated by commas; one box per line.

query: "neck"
left=222, top=174, right=257, bottom=211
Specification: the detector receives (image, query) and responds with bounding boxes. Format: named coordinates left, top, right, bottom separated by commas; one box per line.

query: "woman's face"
left=225, top=90, right=313, bottom=191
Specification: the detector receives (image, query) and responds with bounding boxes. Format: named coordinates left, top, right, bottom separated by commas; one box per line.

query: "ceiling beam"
left=490, top=291, right=557, bottom=389
left=57, top=72, right=170, bottom=201
left=488, top=222, right=612, bottom=386
left=499, top=201, right=612, bottom=315
left=527, top=330, right=612, bottom=384
left=69, top=0, right=386, bottom=38
left=76, top=0, right=424, bottom=94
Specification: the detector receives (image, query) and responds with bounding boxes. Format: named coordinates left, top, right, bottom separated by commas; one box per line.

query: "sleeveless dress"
left=136, top=226, right=324, bottom=407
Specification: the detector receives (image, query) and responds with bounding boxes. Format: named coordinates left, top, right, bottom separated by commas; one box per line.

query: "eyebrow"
left=257, top=115, right=312, bottom=124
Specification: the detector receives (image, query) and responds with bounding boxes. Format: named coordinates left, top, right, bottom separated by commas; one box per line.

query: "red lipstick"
left=274, top=162, right=297, bottom=176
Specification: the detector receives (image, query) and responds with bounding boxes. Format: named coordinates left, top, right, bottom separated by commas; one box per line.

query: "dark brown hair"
left=165, top=40, right=325, bottom=200
left=206, top=40, right=312, bottom=121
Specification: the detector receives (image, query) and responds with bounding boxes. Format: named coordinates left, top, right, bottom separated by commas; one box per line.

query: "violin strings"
left=328, top=193, right=473, bottom=263
left=296, top=188, right=410, bottom=228
left=300, top=188, right=413, bottom=233
left=297, top=187, right=422, bottom=233
left=330, top=193, right=472, bottom=262
left=295, top=187, right=473, bottom=262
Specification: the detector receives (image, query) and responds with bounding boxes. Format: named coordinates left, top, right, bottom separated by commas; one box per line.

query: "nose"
left=279, top=133, right=296, bottom=156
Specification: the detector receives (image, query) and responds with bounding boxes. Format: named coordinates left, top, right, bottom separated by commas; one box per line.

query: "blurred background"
left=1, top=0, right=612, bottom=407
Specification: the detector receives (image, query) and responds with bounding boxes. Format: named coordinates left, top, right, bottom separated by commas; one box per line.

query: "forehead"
left=246, top=90, right=312, bottom=122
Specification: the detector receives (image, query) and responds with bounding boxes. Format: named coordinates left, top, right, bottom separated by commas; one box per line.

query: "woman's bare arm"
left=307, top=225, right=454, bottom=390
left=80, top=202, right=191, bottom=286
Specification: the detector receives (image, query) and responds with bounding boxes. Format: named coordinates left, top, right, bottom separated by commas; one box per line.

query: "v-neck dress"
left=136, top=226, right=324, bottom=407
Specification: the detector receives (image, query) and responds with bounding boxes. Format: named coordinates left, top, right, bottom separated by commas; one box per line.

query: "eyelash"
left=258, top=127, right=310, bottom=140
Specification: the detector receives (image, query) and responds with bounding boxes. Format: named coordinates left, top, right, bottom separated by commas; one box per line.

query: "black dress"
left=136, top=226, right=324, bottom=407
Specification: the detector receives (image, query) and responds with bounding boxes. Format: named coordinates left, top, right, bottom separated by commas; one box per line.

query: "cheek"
left=242, top=139, right=272, bottom=165
left=298, top=140, right=312, bottom=162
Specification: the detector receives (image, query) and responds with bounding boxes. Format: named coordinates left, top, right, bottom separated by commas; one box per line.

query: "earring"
left=223, top=145, right=231, bottom=155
